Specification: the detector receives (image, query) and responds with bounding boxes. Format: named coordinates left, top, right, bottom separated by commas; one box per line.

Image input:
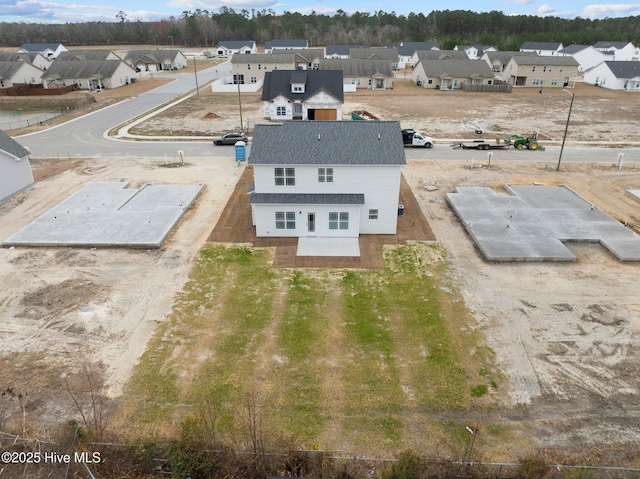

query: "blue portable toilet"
left=235, top=141, right=246, bottom=162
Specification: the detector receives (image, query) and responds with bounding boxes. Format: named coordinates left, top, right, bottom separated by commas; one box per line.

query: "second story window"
left=275, top=167, right=295, bottom=186
left=318, top=167, right=333, bottom=183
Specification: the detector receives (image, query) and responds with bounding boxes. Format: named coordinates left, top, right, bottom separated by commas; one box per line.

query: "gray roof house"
left=593, top=41, right=638, bottom=61
left=412, top=59, right=495, bottom=90
left=325, top=45, right=370, bottom=59
left=0, top=130, right=34, bottom=204
left=56, top=50, right=122, bottom=61
left=519, top=42, right=564, bottom=56
left=454, top=45, right=498, bottom=59
left=0, top=61, right=44, bottom=88
left=480, top=50, right=538, bottom=75
left=584, top=61, right=640, bottom=91
left=41, top=60, right=137, bottom=90
left=348, top=47, right=399, bottom=69
left=319, top=58, right=394, bottom=89
left=18, top=43, right=68, bottom=59
left=504, top=55, right=579, bottom=87
left=558, top=45, right=607, bottom=72
left=396, top=42, right=440, bottom=68
left=0, top=52, right=52, bottom=71
left=248, top=121, right=406, bottom=253
left=264, top=39, right=308, bottom=53
left=123, top=49, right=188, bottom=72
left=261, top=69, right=344, bottom=121
left=216, top=41, right=257, bottom=56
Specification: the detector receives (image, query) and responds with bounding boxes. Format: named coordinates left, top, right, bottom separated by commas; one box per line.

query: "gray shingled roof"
left=603, top=61, right=640, bottom=79
left=397, top=42, right=439, bottom=56
left=0, top=52, right=42, bottom=63
left=559, top=44, right=591, bottom=54
left=593, top=41, right=632, bottom=49
left=484, top=51, right=537, bottom=63
left=265, top=39, right=308, bottom=49
left=520, top=42, right=563, bottom=50
left=123, top=49, right=183, bottom=64
left=218, top=40, right=255, bottom=49
left=420, top=59, right=494, bottom=79
left=349, top=47, right=399, bottom=62
left=56, top=50, right=119, bottom=61
left=415, top=50, right=469, bottom=62
left=510, top=56, right=579, bottom=66
left=318, top=58, right=393, bottom=77
left=20, top=43, right=63, bottom=52
left=0, top=61, right=41, bottom=80
left=42, top=60, right=132, bottom=80
left=325, top=45, right=369, bottom=56
left=250, top=193, right=365, bottom=205
left=248, top=121, right=406, bottom=166
left=261, top=69, right=344, bottom=102
left=231, top=50, right=323, bottom=64
left=0, top=130, right=30, bottom=160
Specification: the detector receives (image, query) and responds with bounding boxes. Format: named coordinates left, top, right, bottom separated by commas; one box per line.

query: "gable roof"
left=265, top=39, right=308, bottom=49
left=420, top=59, right=495, bottom=79
left=509, top=55, right=579, bottom=66
left=19, top=43, right=63, bottom=52
left=325, top=45, right=369, bottom=56
left=56, top=50, right=119, bottom=61
left=559, top=44, right=591, bottom=54
left=397, top=42, right=439, bottom=56
left=0, top=130, right=30, bottom=160
left=415, top=50, right=469, bottom=61
left=520, top=42, right=563, bottom=50
left=0, top=52, right=46, bottom=63
left=123, top=49, right=184, bottom=63
left=319, top=58, right=394, bottom=77
left=217, top=40, right=255, bottom=49
left=483, top=51, right=537, bottom=63
left=602, top=61, right=640, bottom=79
left=0, top=61, right=42, bottom=80
left=593, top=41, right=632, bottom=50
left=349, top=47, right=399, bottom=62
left=42, top=60, right=133, bottom=80
left=261, top=69, right=344, bottom=102
left=249, top=121, right=406, bottom=166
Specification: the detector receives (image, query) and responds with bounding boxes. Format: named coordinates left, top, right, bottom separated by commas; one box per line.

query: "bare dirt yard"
left=1, top=74, right=640, bottom=465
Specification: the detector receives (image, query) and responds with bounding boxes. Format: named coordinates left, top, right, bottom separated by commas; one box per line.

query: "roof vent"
left=378, top=133, right=381, bottom=140
left=317, top=134, right=321, bottom=140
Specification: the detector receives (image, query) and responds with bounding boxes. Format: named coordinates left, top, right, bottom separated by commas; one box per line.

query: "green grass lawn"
left=117, top=243, right=501, bottom=454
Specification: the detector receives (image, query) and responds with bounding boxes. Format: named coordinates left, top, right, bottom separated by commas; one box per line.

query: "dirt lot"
left=1, top=76, right=640, bottom=461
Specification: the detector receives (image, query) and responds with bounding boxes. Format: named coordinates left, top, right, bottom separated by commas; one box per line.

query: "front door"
left=307, top=213, right=316, bottom=234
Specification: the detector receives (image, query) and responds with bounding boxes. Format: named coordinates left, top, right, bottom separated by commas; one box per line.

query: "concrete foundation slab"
left=3, top=182, right=204, bottom=248
left=627, top=189, right=640, bottom=203
left=297, top=237, right=360, bottom=257
left=446, top=184, right=640, bottom=262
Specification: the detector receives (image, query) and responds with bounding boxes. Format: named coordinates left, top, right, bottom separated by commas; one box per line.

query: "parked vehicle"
left=451, top=139, right=510, bottom=150
left=402, top=129, right=434, bottom=148
left=213, top=132, right=248, bottom=145
left=451, top=132, right=543, bottom=151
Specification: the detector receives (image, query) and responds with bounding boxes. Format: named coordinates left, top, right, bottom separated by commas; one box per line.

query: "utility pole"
left=557, top=90, right=574, bottom=172
left=194, top=57, right=199, bottom=97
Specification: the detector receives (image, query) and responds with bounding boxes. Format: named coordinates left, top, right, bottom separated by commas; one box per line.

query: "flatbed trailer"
left=451, top=140, right=510, bottom=150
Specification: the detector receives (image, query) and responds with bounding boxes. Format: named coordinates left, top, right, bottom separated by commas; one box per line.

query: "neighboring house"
left=0, top=62, right=44, bottom=88
left=319, top=59, right=394, bottom=89
left=410, top=49, right=468, bottom=67
left=41, top=60, right=137, bottom=90
left=0, top=52, right=52, bottom=71
left=558, top=45, right=606, bottom=72
left=264, top=39, right=308, bottom=53
left=593, top=41, right=639, bottom=61
left=18, top=43, right=68, bottom=59
left=325, top=45, right=369, bottom=59
left=216, top=41, right=257, bottom=57
left=480, top=51, right=538, bottom=77
left=412, top=59, right=495, bottom=89
left=396, top=41, right=440, bottom=68
left=56, top=50, right=121, bottom=61
left=349, top=47, right=399, bottom=70
left=584, top=61, right=640, bottom=90
left=519, top=42, right=564, bottom=56
left=0, top=130, right=34, bottom=205
left=230, top=50, right=324, bottom=85
left=503, top=56, right=579, bottom=87
left=261, top=69, right=343, bottom=121
left=454, top=45, right=498, bottom=60
left=123, top=49, right=187, bottom=72
left=248, top=121, right=406, bottom=244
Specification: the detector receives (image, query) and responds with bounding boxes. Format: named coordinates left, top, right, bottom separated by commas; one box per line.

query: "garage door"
left=312, top=109, right=337, bottom=121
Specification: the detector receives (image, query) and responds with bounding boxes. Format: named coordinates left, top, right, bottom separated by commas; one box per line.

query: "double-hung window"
left=275, top=211, right=296, bottom=230
left=275, top=167, right=295, bottom=186
left=318, top=167, right=333, bottom=183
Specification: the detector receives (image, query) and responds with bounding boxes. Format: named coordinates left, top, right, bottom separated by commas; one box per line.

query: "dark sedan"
left=213, top=132, right=248, bottom=145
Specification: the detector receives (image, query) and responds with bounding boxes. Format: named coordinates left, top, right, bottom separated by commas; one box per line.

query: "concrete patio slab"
left=297, top=237, right=361, bottom=257
left=3, top=181, right=204, bottom=248
left=446, top=184, right=640, bottom=262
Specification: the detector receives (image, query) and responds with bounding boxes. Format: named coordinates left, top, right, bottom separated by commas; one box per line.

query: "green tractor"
left=503, top=133, right=541, bottom=150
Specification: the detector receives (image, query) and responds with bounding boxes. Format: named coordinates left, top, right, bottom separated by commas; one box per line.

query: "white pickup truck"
left=402, top=129, right=434, bottom=148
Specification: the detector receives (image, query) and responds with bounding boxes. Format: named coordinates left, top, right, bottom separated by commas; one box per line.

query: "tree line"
left=1, top=8, right=639, bottom=51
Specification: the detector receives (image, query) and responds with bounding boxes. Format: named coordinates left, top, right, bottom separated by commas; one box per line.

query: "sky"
left=1, top=0, right=640, bottom=24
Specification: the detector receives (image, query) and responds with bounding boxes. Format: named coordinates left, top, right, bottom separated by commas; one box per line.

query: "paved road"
left=17, top=65, right=640, bottom=164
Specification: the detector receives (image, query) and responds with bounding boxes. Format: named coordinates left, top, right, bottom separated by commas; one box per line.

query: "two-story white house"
left=520, top=41, right=564, bottom=56
left=593, top=41, right=638, bottom=61
left=262, top=69, right=343, bottom=121
left=584, top=61, right=640, bottom=90
left=248, top=121, right=406, bottom=255
left=558, top=45, right=607, bottom=72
